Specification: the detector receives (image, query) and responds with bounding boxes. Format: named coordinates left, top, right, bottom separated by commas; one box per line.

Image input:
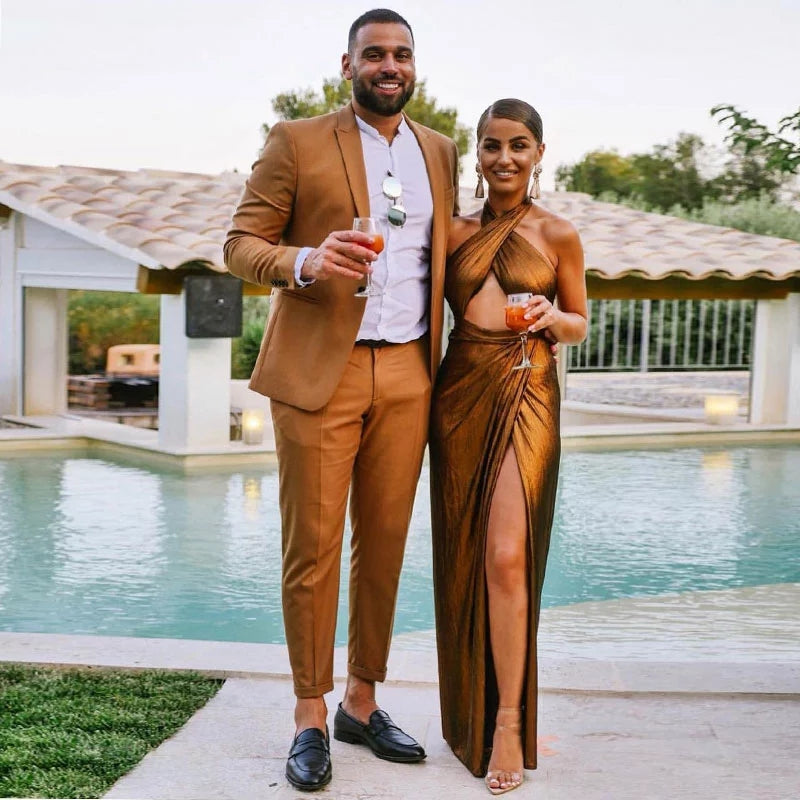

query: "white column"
left=0, top=212, right=22, bottom=415
left=750, top=294, right=800, bottom=425
left=23, top=287, right=68, bottom=415
left=785, top=294, right=800, bottom=425
left=158, top=292, right=232, bottom=451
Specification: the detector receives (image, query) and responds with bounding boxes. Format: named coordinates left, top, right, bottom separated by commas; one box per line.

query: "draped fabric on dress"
left=430, top=201, right=561, bottom=777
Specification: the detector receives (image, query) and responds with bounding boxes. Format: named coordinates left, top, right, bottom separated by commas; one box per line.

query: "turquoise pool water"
left=1, top=445, right=798, bottom=644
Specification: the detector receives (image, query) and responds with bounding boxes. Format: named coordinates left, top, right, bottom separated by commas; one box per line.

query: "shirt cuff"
left=294, top=247, right=315, bottom=286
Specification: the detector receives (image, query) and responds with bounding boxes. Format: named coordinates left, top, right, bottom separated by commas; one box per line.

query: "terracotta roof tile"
left=1, top=161, right=798, bottom=282
left=71, top=209, right=119, bottom=232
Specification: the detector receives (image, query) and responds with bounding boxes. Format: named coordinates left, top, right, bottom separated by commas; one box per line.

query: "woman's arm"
left=526, top=218, right=588, bottom=345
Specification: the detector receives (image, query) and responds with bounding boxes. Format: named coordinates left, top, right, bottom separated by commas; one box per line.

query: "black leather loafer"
left=285, top=727, right=332, bottom=792
left=333, top=703, right=426, bottom=763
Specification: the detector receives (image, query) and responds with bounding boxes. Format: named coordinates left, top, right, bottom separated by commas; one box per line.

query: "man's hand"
left=300, top=231, right=378, bottom=282
left=542, top=329, right=559, bottom=358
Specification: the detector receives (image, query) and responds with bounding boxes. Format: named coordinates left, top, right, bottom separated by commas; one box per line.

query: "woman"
left=430, top=99, right=588, bottom=795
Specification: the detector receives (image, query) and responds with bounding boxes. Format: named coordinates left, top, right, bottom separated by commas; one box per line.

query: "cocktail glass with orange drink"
left=505, top=292, right=538, bottom=370
left=353, top=217, right=384, bottom=298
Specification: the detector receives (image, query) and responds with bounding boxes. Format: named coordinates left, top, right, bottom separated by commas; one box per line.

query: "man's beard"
left=351, top=73, right=415, bottom=116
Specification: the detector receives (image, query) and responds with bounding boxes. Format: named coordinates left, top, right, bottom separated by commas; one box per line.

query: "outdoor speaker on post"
left=184, top=274, right=243, bottom=338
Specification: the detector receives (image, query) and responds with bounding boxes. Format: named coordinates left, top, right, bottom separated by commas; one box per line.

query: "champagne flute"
left=505, top=292, right=539, bottom=370
left=353, top=217, right=384, bottom=298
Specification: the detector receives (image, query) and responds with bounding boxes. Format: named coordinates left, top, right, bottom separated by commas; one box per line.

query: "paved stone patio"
left=101, top=677, right=798, bottom=800
left=566, top=370, right=749, bottom=412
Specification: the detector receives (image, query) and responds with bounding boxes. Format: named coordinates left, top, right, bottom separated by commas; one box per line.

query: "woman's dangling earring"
left=474, top=163, right=485, bottom=199
left=529, top=163, right=543, bottom=200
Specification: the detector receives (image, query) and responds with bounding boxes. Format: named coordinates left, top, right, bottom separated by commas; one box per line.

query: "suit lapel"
left=406, top=116, right=449, bottom=373
left=406, top=116, right=446, bottom=240
left=334, top=105, right=370, bottom=219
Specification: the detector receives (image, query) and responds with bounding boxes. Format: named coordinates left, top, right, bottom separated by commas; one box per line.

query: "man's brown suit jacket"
left=224, top=104, right=460, bottom=411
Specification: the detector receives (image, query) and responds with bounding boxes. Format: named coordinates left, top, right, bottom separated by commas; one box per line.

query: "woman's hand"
left=522, top=296, right=560, bottom=356
left=524, top=286, right=587, bottom=348
left=524, top=295, right=559, bottom=335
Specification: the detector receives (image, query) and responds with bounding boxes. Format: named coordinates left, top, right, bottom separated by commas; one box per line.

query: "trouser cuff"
left=348, top=662, right=388, bottom=683
left=294, top=680, right=334, bottom=699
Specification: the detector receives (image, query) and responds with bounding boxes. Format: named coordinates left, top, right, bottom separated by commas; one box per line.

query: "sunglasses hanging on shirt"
left=382, top=174, right=407, bottom=228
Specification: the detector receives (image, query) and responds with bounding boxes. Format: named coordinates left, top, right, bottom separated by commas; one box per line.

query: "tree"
left=262, top=76, right=471, bottom=156
left=402, top=81, right=471, bottom=156
left=262, top=77, right=351, bottom=139
left=711, top=104, right=800, bottom=177
left=555, top=130, right=787, bottom=210
left=709, top=142, right=783, bottom=203
left=630, top=133, right=711, bottom=211
left=556, top=133, right=715, bottom=211
left=554, top=150, right=637, bottom=197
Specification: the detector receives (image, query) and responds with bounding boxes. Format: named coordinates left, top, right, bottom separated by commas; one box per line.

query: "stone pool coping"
left=2, top=631, right=797, bottom=697
left=0, top=413, right=279, bottom=468
left=3, top=411, right=800, bottom=468
left=5, top=584, right=799, bottom=694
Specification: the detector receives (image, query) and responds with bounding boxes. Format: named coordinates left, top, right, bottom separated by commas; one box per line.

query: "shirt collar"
left=354, top=113, right=410, bottom=143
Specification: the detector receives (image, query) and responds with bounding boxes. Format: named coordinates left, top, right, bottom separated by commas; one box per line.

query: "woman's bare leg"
left=484, top=444, right=528, bottom=792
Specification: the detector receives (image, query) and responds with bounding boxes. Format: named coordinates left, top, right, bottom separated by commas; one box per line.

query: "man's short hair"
left=347, top=8, right=414, bottom=53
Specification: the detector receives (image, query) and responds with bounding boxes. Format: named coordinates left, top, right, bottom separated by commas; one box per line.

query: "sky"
left=1, top=0, right=798, bottom=190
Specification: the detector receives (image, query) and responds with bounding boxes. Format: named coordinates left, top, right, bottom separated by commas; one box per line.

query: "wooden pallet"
left=68, top=375, right=111, bottom=409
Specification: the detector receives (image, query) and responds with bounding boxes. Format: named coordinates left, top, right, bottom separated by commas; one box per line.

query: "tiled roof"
left=1, top=161, right=799, bottom=281
left=0, top=161, right=242, bottom=272
left=538, top=193, right=800, bottom=282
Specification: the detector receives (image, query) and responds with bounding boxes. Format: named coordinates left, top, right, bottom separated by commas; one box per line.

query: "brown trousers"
left=270, top=338, right=431, bottom=698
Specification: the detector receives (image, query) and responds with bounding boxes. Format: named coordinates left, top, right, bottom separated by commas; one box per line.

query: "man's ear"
left=341, top=53, right=352, bottom=80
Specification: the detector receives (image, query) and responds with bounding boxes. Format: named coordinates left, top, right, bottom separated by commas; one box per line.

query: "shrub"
left=231, top=297, right=268, bottom=379
left=68, top=291, right=159, bottom=374
left=671, top=194, right=800, bottom=241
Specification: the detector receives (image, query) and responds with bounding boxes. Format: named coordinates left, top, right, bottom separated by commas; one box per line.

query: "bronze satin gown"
left=430, top=201, right=561, bottom=777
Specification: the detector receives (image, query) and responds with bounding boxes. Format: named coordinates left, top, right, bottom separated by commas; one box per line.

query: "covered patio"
left=0, top=161, right=264, bottom=455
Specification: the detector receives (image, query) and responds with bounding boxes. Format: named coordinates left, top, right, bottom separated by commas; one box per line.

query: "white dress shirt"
left=294, top=114, right=433, bottom=343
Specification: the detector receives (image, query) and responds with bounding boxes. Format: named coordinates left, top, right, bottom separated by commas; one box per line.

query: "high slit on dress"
left=430, top=201, right=561, bottom=777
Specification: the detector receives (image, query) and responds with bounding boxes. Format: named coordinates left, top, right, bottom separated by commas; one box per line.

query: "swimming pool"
left=1, top=444, right=798, bottom=644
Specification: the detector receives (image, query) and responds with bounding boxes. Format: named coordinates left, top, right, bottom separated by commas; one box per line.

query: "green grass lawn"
left=0, top=664, right=223, bottom=799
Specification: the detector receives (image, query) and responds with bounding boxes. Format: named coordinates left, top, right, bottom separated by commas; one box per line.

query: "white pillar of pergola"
left=0, top=214, right=69, bottom=416
left=158, top=292, right=232, bottom=451
left=750, top=293, right=800, bottom=425
left=0, top=212, right=21, bottom=415
left=23, top=287, right=69, bottom=415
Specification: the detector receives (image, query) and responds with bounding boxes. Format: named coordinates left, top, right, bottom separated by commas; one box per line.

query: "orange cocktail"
left=353, top=217, right=384, bottom=298
left=505, top=292, right=537, bottom=370
left=504, top=305, right=530, bottom=334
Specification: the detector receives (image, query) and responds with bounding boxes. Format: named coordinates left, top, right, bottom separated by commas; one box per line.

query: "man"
left=224, top=8, right=459, bottom=792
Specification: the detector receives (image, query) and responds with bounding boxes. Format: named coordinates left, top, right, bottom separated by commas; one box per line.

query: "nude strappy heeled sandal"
left=485, top=707, right=524, bottom=796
